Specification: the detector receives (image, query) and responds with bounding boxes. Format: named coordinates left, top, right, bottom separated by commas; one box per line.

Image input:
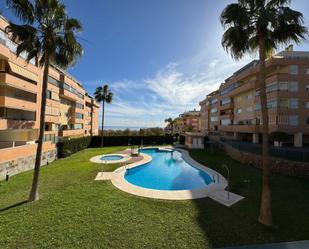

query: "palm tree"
left=6, top=0, right=83, bottom=202
left=164, top=117, right=174, bottom=135
left=94, top=85, right=113, bottom=147
left=220, top=0, right=307, bottom=226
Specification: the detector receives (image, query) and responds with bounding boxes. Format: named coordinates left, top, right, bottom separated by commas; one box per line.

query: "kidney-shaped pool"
left=124, top=148, right=213, bottom=191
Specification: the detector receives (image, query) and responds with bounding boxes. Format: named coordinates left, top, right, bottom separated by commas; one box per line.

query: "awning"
left=8, top=61, right=38, bottom=82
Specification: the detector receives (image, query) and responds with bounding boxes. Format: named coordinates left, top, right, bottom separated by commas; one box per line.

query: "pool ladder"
left=212, top=173, right=220, bottom=184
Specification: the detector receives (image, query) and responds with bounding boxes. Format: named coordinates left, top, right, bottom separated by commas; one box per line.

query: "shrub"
left=179, top=135, right=185, bottom=145
left=57, top=136, right=91, bottom=158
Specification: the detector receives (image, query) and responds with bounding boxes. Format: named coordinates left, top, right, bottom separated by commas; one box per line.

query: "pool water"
left=101, top=155, right=124, bottom=161
left=124, top=148, right=213, bottom=191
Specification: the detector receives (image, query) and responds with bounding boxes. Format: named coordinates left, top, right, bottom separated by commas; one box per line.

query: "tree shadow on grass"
left=0, top=200, right=28, bottom=213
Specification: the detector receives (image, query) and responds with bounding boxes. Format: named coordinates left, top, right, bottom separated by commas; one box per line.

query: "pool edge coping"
left=90, top=153, right=131, bottom=164
left=110, top=146, right=231, bottom=201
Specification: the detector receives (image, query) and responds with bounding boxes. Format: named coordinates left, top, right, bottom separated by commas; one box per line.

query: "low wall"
left=0, top=143, right=57, bottom=180
left=220, top=142, right=309, bottom=179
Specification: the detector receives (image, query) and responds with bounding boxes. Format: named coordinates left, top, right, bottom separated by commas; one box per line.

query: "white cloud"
left=88, top=51, right=253, bottom=128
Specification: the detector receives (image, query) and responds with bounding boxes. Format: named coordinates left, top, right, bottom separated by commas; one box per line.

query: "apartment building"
left=199, top=47, right=309, bottom=147
left=0, top=15, right=99, bottom=179
left=179, top=109, right=201, bottom=133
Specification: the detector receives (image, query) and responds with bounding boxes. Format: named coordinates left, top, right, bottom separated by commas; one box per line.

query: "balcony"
left=220, top=124, right=260, bottom=133
left=59, top=88, right=79, bottom=101
left=45, top=115, right=60, bottom=124
left=58, top=129, right=84, bottom=137
left=219, top=102, right=234, bottom=110
left=220, top=113, right=234, bottom=120
left=0, top=96, right=37, bottom=111
left=0, top=73, right=37, bottom=94
left=0, top=119, right=36, bottom=130
left=71, top=117, right=84, bottom=124
left=228, top=81, right=257, bottom=97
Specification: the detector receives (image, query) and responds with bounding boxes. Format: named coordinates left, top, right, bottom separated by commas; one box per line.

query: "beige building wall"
left=199, top=49, right=309, bottom=147
left=0, top=15, right=100, bottom=166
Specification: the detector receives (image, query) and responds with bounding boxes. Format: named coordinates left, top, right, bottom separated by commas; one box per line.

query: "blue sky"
left=1, top=0, right=309, bottom=128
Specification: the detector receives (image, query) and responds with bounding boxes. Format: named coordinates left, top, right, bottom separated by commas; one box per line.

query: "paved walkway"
left=218, top=240, right=309, bottom=249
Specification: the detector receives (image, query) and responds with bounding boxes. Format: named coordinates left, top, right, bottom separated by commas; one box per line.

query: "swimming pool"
left=124, top=148, right=213, bottom=191
left=101, top=155, right=124, bottom=161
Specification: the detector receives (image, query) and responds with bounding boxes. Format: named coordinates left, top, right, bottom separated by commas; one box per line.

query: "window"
left=76, top=102, right=84, bottom=109
left=74, top=124, right=83, bottom=129
left=46, top=90, right=52, bottom=99
left=255, top=89, right=260, bottom=96
left=75, top=112, right=84, bottom=119
left=288, top=99, right=298, bottom=109
left=210, top=116, right=218, bottom=122
left=306, top=68, right=309, bottom=75
left=289, top=115, right=299, bottom=126
left=211, top=98, right=218, bottom=105
left=266, top=82, right=278, bottom=93
left=48, top=76, right=59, bottom=87
left=211, top=107, right=218, bottom=113
left=279, top=82, right=288, bottom=91
left=279, top=99, right=288, bottom=108
left=267, top=99, right=278, bottom=109
left=221, top=97, right=231, bottom=105
left=220, top=83, right=239, bottom=96
left=307, top=117, right=309, bottom=125
left=289, top=65, right=299, bottom=75
left=235, top=108, right=242, bottom=114
left=255, top=103, right=261, bottom=110
left=288, top=82, right=298, bottom=92
left=221, top=119, right=231, bottom=126
left=306, top=85, right=309, bottom=92
left=306, top=102, right=309, bottom=109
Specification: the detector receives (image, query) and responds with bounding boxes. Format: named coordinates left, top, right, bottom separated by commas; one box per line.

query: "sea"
left=103, top=126, right=147, bottom=131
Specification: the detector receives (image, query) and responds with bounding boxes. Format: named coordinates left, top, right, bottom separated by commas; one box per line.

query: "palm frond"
left=6, top=0, right=34, bottom=23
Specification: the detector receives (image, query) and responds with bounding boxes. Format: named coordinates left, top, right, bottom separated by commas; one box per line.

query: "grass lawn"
left=0, top=146, right=309, bottom=249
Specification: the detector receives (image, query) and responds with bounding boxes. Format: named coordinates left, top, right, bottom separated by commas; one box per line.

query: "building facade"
left=199, top=48, right=309, bottom=147
left=0, top=15, right=99, bottom=179
left=179, top=109, right=201, bottom=133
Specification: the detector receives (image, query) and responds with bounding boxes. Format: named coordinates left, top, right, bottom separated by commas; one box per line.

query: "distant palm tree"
left=6, top=0, right=83, bottom=202
left=164, top=117, right=174, bottom=135
left=220, top=0, right=307, bottom=226
left=94, top=85, right=113, bottom=147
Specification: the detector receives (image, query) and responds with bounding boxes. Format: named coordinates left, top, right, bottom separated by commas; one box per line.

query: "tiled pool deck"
left=94, top=146, right=244, bottom=206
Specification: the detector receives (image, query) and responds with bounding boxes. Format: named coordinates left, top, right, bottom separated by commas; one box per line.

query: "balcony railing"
left=0, top=118, right=35, bottom=130
left=58, top=129, right=84, bottom=137
left=0, top=96, right=37, bottom=111
left=0, top=73, right=37, bottom=93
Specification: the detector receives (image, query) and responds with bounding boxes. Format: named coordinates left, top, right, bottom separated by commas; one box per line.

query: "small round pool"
left=101, top=155, right=124, bottom=161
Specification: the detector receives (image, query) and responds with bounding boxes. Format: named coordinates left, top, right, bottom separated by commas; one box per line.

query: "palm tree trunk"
left=101, top=100, right=105, bottom=147
left=29, top=55, right=50, bottom=202
left=258, top=30, right=273, bottom=226
left=90, top=104, right=93, bottom=135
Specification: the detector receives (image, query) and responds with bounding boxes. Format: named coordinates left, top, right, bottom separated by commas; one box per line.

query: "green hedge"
left=57, top=136, right=91, bottom=158
left=89, top=135, right=173, bottom=147
left=56, top=135, right=173, bottom=158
